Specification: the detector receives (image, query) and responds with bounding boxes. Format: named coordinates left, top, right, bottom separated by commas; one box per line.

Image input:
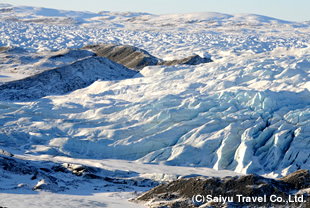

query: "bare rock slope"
left=82, top=44, right=160, bottom=70
left=82, top=43, right=212, bottom=70
left=134, top=170, right=310, bottom=208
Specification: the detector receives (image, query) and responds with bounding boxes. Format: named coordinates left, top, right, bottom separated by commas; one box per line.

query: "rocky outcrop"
left=0, top=148, right=157, bottom=193
left=0, top=46, right=10, bottom=52
left=0, top=150, right=36, bottom=175
left=134, top=170, right=310, bottom=208
left=82, top=44, right=160, bottom=70
left=82, top=43, right=212, bottom=70
left=0, top=46, right=27, bottom=53
left=0, top=56, right=137, bottom=101
left=279, top=169, right=310, bottom=190
left=0, top=44, right=212, bottom=101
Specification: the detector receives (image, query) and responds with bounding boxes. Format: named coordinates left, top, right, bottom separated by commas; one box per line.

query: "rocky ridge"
left=82, top=43, right=212, bottom=70
left=134, top=170, right=310, bottom=208
left=0, top=44, right=212, bottom=101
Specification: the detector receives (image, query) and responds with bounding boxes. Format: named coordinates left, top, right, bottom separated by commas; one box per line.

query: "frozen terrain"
left=135, top=169, right=310, bottom=207
left=0, top=148, right=239, bottom=208
left=1, top=3, right=310, bottom=207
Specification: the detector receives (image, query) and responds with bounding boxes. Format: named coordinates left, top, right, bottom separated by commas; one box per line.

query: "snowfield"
left=1, top=3, right=310, bottom=207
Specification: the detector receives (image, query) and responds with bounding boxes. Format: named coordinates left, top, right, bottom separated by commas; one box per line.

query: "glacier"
left=1, top=4, right=310, bottom=177
left=2, top=3, right=310, bottom=208
left=1, top=47, right=310, bottom=176
left=1, top=4, right=310, bottom=207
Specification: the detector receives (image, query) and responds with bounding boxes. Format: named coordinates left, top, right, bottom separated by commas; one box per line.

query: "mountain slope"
left=0, top=56, right=137, bottom=101
left=82, top=44, right=161, bottom=70
left=82, top=43, right=212, bottom=70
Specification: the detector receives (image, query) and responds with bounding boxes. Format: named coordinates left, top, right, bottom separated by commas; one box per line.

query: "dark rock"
left=279, top=169, right=310, bottom=190
left=0, top=155, right=37, bottom=175
left=51, top=164, right=70, bottom=173
left=0, top=46, right=10, bottom=52
left=82, top=43, right=212, bottom=70
left=134, top=170, right=310, bottom=208
left=40, top=167, right=51, bottom=172
left=61, top=163, right=103, bottom=179
left=83, top=173, right=104, bottom=180
left=0, top=155, right=158, bottom=193
left=31, top=175, right=37, bottom=181
left=0, top=46, right=27, bottom=53
left=82, top=43, right=160, bottom=70
left=62, top=163, right=87, bottom=176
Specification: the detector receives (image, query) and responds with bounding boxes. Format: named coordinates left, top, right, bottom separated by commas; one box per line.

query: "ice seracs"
left=0, top=1, right=310, bottom=185
left=1, top=3, right=310, bottom=207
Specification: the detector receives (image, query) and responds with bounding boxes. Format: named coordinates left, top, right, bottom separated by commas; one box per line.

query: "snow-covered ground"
left=0, top=153, right=239, bottom=208
left=0, top=192, right=143, bottom=208
left=1, top=3, right=310, bottom=207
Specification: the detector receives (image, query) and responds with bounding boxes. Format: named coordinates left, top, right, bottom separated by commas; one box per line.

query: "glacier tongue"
left=1, top=5, right=310, bottom=177
left=2, top=52, right=310, bottom=176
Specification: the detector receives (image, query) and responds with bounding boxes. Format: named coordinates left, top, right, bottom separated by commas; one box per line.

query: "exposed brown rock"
left=82, top=43, right=212, bottom=70
left=279, top=169, right=310, bottom=190
left=134, top=170, right=310, bottom=208
left=82, top=43, right=159, bottom=70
